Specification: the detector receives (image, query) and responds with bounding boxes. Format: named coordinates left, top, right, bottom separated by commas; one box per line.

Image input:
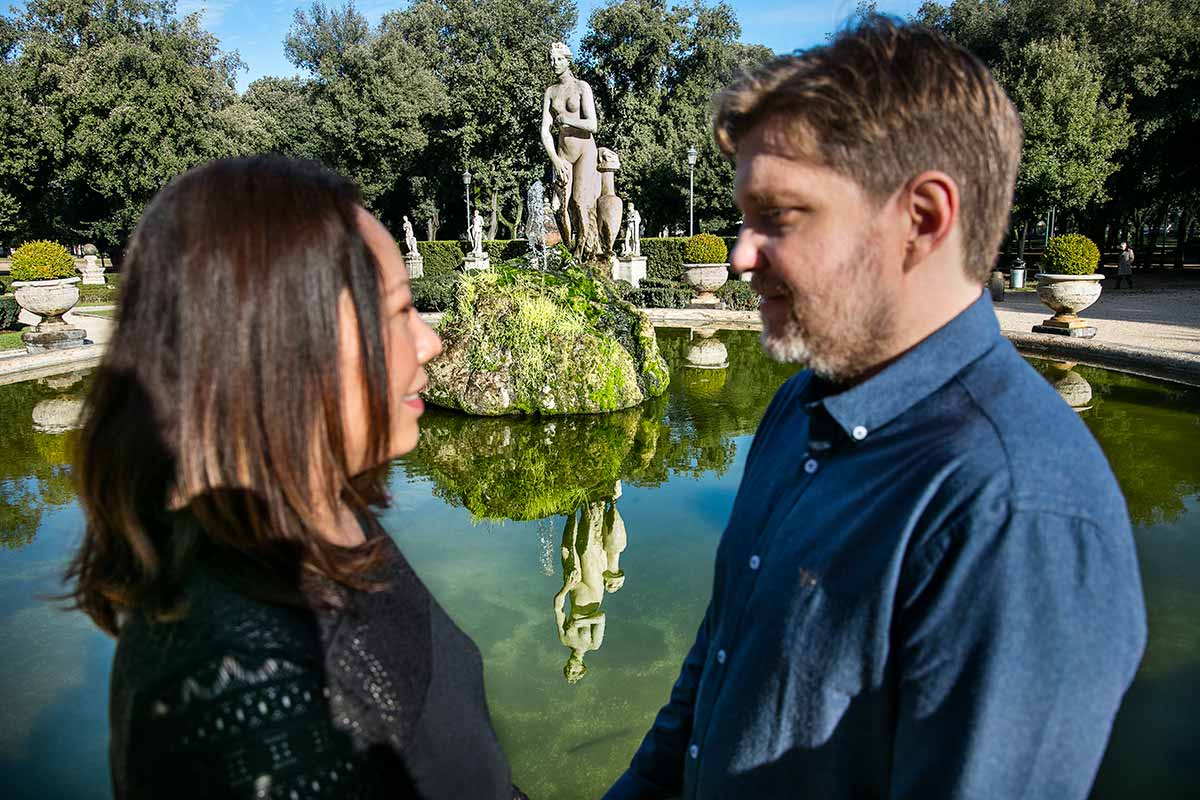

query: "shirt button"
left=749, top=554, right=761, bottom=570
left=803, top=458, right=819, bottom=474
left=689, top=744, right=699, bottom=759
left=716, top=649, right=727, bottom=664
left=852, top=425, right=868, bottom=441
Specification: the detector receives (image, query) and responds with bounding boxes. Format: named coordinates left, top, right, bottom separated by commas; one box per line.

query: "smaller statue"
left=623, top=203, right=642, bottom=258
left=470, top=209, right=485, bottom=257
left=402, top=215, right=418, bottom=256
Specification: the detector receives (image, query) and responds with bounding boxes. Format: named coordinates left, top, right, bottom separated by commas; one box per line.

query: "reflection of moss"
left=34, top=432, right=74, bottom=465
left=402, top=405, right=658, bottom=521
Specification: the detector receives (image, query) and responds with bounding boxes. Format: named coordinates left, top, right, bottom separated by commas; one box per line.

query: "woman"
left=64, top=157, right=523, bottom=799
left=541, top=40, right=600, bottom=259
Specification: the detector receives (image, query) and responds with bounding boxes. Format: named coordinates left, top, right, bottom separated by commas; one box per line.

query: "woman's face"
left=339, top=208, right=442, bottom=473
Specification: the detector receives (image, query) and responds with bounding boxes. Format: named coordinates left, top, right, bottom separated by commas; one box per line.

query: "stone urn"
left=683, top=264, right=728, bottom=309
left=685, top=328, right=729, bottom=370
left=1033, top=273, right=1104, bottom=338
left=32, top=397, right=86, bottom=434
left=1046, top=361, right=1093, bottom=412
left=12, top=277, right=87, bottom=352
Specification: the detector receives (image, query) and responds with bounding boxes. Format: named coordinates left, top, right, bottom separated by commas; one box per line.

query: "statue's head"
left=564, top=651, right=587, bottom=683
left=549, top=41, right=572, bottom=74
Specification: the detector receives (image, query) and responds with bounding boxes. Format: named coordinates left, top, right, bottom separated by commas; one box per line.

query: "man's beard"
left=758, top=233, right=895, bottom=384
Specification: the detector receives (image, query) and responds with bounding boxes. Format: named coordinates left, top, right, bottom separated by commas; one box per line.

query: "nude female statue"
left=541, top=41, right=601, bottom=259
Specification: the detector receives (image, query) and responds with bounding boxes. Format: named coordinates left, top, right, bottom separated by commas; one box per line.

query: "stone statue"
left=541, top=41, right=603, bottom=260
left=402, top=215, right=418, bottom=255
left=596, top=147, right=624, bottom=258
left=470, top=209, right=485, bottom=257
left=623, top=203, right=642, bottom=257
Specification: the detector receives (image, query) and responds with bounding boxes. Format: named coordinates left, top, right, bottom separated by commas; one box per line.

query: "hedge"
left=684, top=233, right=728, bottom=264
left=716, top=280, right=759, bottom=310
left=642, top=237, right=687, bottom=282
left=628, top=277, right=692, bottom=309
left=411, top=273, right=461, bottom=312
left=0, top=295, right=18, bottom=329
left=415, top=239, right=531, bottom=277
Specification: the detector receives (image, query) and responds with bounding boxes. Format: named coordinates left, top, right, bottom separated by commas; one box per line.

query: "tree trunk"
left=497, top=190, right=524, bottom=239
left=487, top=191, right=499, bottom=240
left=1016, top=219, right=1028, bottom=267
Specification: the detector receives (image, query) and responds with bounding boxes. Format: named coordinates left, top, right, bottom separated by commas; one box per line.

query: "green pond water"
left=1, top=328, right=1198, bottom=799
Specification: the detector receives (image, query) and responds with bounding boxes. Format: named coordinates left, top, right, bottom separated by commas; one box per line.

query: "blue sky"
left=175, top=0, right=925, bottom=91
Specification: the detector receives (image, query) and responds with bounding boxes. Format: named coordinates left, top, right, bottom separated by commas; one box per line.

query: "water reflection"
left=1043, top=361, right=1094, bottom=412
left=0, top=372, right=89, bottom=550
left=555, top=484, right=627, bottom=684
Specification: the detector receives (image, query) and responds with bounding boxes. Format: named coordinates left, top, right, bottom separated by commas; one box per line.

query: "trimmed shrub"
left=483, top=239, right=528, bottom=262
left=628, top=278, right=691, bottom=309
left=416, top=241, right=463, bottom=276
left=610, top=279, right=633, bottom=300
left=1042, top=234, right=1101, bottom=275
left=77, top=274, right=121, bottom=306
left=683, top=232, right=727, bottom=265
left=10, top=240, right=75, bottom=281
left=411, top=273, right=461, bottom=312
left=642, top=237, right=687, bottom=282
left=0, top=295, right=19, bottom=329
left=716, top=280, right=759, bottom=310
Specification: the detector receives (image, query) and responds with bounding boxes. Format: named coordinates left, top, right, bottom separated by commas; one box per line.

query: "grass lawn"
left=76, top=307, right=116, bottom=318
left=0, top=329, right=27, bottom=351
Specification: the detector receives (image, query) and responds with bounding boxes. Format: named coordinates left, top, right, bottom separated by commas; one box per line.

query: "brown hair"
left=714, top=15, right=1022, bottom=282
left=65, top=157, right=395, bottom=635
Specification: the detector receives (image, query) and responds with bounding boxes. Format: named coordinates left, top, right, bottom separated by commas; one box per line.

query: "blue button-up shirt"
left=606, top=293, right=1146, bottom=799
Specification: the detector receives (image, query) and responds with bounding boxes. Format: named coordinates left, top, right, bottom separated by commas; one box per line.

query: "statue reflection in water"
left=554, top=481, right=627, bottom=683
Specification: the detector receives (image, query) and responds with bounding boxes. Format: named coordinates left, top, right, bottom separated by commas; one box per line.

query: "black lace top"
left=109, top=534, right=521, bottom=799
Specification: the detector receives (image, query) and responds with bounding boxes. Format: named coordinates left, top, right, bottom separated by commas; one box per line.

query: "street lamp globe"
left=687, top=145, right=698, bottom=166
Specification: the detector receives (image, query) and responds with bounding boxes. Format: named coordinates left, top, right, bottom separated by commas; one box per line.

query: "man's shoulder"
left=948, top=343, right=1124, bottom=522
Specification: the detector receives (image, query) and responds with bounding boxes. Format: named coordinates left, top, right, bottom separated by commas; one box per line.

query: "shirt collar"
left=808, top=291, right=1000, bottom=440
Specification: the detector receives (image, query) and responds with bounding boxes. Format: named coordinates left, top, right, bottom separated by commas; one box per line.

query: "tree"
left=0, top=0, right=270, bottom=256
left=579, top=0, right=772, bottom=236
left=280, top=2, right=446, bottom=227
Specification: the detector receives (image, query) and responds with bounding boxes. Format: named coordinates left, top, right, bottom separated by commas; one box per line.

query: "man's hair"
left=714, top=15, right=1022, bottom=282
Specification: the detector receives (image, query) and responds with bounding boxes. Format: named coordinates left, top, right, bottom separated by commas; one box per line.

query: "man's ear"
left=902, top=171, right=959, bottom=272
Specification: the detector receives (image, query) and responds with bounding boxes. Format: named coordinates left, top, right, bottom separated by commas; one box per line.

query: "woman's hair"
left=65, top=156, right=396, bottom=635
left=549, top=41, right=572, bottom=63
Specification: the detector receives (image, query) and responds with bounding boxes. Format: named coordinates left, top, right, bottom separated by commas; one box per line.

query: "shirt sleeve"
left=121, top=653, right=404, bottom=799
left=603, top=608, right=713, bottom=800
left=890, top=509, right=1147, bottom=799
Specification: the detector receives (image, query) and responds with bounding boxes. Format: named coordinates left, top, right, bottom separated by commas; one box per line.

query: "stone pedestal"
left=22, top=323, right=87, bottom=352
left=80, top=254, right=105, bottom=285
left=404, top=252, right=425, bottom=280
left=463, top=252, right=491, bottom=271
left=611, top=256, right=646, bottom=288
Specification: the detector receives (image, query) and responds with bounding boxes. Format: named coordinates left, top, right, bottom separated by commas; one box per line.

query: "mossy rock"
left=424, top=262, right=670, bottom=415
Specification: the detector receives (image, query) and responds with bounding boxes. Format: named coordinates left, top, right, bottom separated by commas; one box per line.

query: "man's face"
left=730, top=122, right=903, bottom=382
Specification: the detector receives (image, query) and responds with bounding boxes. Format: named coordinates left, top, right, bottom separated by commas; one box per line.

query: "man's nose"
left=729, top=226, right=762, bottom=276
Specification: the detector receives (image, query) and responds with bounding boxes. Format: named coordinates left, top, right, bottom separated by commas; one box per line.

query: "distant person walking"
left=1116, top=241, right=1135, bottom=288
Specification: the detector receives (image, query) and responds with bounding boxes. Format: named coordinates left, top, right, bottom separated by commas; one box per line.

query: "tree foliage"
left=0, top=0, right=269, bottom=254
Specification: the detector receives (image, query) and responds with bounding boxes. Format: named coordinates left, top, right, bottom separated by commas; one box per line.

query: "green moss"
left=427, top=261, right=669, bottom=415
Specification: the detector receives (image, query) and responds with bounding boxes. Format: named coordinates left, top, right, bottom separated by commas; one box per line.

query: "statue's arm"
left=541, top=89, right=563, bottom=167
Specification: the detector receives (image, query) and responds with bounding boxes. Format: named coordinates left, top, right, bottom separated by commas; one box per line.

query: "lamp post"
left=462, top=168, right=472, bottom=237
left=687, top=145, right=698, bottom=237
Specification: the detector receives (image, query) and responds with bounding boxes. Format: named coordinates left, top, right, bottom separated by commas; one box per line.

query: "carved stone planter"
left=683, top=264, right=728, bottom=309
left=12, top=276, right=87, bottom=352
left=1033, top=273, right=1104, bottom=338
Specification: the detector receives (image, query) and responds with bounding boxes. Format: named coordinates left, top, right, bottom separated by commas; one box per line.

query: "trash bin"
left=1010, top=266, right=1026, bottom=289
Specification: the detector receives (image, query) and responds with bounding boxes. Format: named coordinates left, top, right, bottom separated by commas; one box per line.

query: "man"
left=1116, top=241, right=1135, bottom=288
left=605, top=17, right=1145, bottom=800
